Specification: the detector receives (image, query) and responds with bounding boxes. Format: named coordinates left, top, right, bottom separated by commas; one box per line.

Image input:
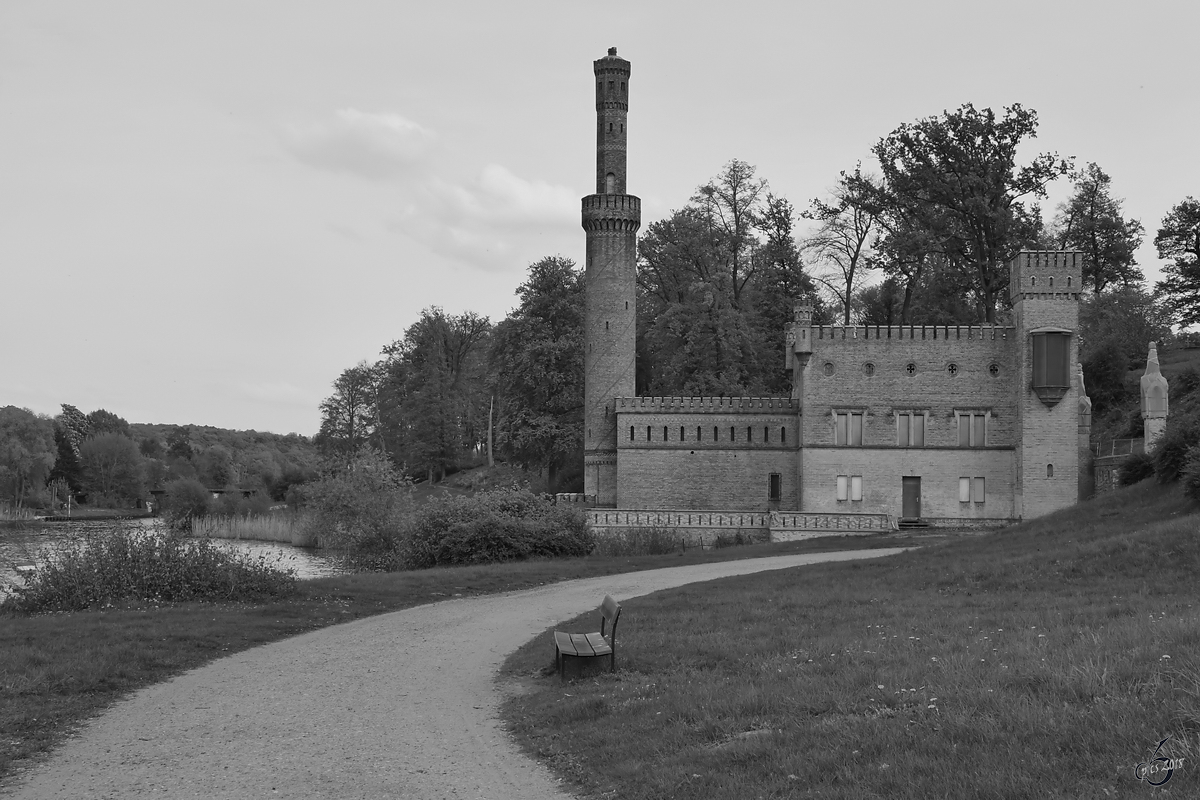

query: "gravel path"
left=5, top=548, right=906, bottom=799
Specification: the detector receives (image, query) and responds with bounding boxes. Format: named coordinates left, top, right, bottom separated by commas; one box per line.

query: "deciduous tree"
left=1054, top=163, right=1144, bottom=293
left=79, top=433, right=144, bottom=504
left=872, top=103, right=1071, bottom=322
left=489, top=256, right=584, bottom=489
left=316, top=362, right=379, bottom=459
left=1154, top=197, right=1200, bottom=327
left=802, top=166, right=881, bottom=324
left=0, top=406, right=56, bottom=507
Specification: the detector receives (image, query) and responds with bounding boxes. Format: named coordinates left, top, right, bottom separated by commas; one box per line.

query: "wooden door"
left=902, top=476, right=921, bottom=520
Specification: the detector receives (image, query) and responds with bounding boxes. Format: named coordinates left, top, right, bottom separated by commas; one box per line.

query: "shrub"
left=1118, top=452, right=1157, bottom=486
left=1152, top=410, right=1200, bottom=483
left=1181, top=444, right=1200, bottom=501
left=402, top=487, right=592, bottom=569
left=2, top=528, right=296, bottom=612
left=591, top=526, right=680, bottom=557
left=161, top=478, right=212, bottom=529
left=300, top=449, right=411, bottom=570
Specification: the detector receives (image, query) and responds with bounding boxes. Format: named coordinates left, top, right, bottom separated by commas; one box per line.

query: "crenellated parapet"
left=616, top=397, right=799, bottom=414
left=814, top=324, right=1015, bottom=342
left=581, top=194, right=641, bottom=233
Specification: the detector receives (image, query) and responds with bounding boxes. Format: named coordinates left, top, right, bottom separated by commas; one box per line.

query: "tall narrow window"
left=663, top=426, right=669, bottom=441
left=680, top=426, right=685, bottom=441
left=630, top=426, right=634, bottom=441
left=697, top=426, right=702, bottom=441
left=731, top=426, right=736, bottom=442
left=837, top=475, right=848, bottom=501
left=913, top=414, right=925, bottom=447
left=851, top=476, right=863, bottom=501
left=781, top=426, right=787, bottom=443
left=898, top=413, right=910, bottom=447
left=768, top=473, right=782, bottom=502
left=646, top=425, right=651, bottom=441
left=714, top=426, right=719, bottom=441
left=973, top=477, right=985, bottom=503
left=959, top=477, right=971, bottom=503
left=747, top=425, right=753, bottom=442
left=764, top=426, right=770, bottom=443
left=605, top=172, right=615, bottom=193
left=1032, top=331, right=1071, bottom=405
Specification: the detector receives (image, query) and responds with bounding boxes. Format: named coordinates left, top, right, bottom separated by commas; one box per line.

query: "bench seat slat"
left=584, top=632, right=612, bottom=655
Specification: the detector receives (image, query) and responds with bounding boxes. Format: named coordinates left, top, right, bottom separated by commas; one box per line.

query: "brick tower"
left=1010, top=251, right=1082, bottom=519
left=582, top=48, right=640, bottom=507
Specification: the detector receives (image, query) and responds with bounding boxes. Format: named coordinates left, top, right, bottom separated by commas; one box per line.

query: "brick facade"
left=579, top=50, right=1087, bottom=528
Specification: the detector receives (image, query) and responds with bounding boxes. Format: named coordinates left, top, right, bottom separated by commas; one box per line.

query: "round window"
left=905, top=363, right=916, bottom=376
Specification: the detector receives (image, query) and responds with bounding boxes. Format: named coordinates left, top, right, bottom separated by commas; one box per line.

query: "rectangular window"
left=680, top=426, right=685, bottom=441
left=630, top=426, right=635, bottom=441
left=731, top=426, right=736, bottom=442
left=898, top=413, right=910, bottom=447
left=697, top=426, right=702, bottom=441
left=973, top=477, right=985, bottom=503
left=747, top=425, right=753, bottom=442
left=960, top=477, right=986, bottom=503
left=957, top=413, right=986, bottom=447
left=781, top=426, right=787, bottom=443
left=1033, top=332, right=1071, bottom=388
left=837, top=475, right=863, bottom=501
left=664, top=425, right=669, bottom=441
left=647, top=425, right=652, bottom=442
left=714, top=426, right=719, bottom=441
left=836, top=475, right=848, bottom=501
left=835, top=412, right=864, bottom=446
left=768, top=473, right=782, bottom=501
left=912, top=414, right=924, bottom=447
left=959, top=477, right=971, bottom=503
left=851, top=475, right=863, bottom=501
left=764, top=426, right=770, bottom=443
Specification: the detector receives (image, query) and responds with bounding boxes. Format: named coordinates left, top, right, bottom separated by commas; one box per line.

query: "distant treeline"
left=0, top=405, right=318, bottom=510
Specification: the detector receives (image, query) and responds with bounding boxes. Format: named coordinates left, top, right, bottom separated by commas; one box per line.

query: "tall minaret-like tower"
left=582, top=48, right=640, bottom=507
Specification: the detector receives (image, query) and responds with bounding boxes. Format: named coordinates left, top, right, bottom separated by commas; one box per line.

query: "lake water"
left=0, top=518, right=346, bottom=599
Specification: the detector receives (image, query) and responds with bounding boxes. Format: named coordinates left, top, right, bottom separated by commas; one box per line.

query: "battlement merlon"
left=615, top=397, right=800, bottom=414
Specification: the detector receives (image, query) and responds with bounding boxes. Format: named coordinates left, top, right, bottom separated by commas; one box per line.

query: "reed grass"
left=0, top=504, right=38, bottom=522
left=191, top=514, right=304, bottom=544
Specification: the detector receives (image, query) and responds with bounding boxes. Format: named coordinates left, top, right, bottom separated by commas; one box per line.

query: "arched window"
left=605, top=173, right=615, bottom=193
left=1047, top=464, right=1054, bottom=478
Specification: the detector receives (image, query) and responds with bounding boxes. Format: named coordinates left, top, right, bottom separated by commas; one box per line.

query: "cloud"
left=284, top=108, right=578, bottom=270
left=283, top=108, right=434, bottom=180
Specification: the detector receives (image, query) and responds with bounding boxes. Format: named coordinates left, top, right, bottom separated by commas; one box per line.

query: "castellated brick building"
left=580, top=49, right=1090, bottom=538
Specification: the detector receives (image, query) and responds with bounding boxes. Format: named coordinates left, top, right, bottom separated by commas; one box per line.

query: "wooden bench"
left=553, top=595, right=621, bottom=681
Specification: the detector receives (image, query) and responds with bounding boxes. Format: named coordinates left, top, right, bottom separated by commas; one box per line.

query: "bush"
left=1152, top=410, right=1200, bottom=483
left=591, top=526, right=680, bottom=557
left=300, top=449, right=411, bottom=570
left=1181, top=444, right=1200, bottom=501
left=161, top=478, right=212, bottom=529
left=1118, top=452, right=1157, bottom=486
left=402, top=487, right=592, bottom=569
left=2, top=528, right=296, bottom=612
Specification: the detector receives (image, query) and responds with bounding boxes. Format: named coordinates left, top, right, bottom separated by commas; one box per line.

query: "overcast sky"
left=2, top=1, right=1196, bottom=436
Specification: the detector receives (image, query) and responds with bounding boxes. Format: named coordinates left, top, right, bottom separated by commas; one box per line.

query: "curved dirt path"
left=5, top=548, right=906, bottom=799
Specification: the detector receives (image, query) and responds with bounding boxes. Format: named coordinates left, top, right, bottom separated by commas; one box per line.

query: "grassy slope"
left=0, top=532, right=913, bottom=784
left=501, top=482, right=1200, bottom=799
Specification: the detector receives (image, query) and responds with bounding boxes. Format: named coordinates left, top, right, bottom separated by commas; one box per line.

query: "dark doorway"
left=902, top=476, right=921, bottom=520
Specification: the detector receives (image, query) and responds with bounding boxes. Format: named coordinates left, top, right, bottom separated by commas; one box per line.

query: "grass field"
left=501, top=482, right=1200, bottom=798
left=0, top=530, right=914, bottom=783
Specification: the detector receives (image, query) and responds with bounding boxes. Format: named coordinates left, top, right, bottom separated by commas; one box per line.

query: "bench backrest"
left=600, top=594, right=621, bottom=643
